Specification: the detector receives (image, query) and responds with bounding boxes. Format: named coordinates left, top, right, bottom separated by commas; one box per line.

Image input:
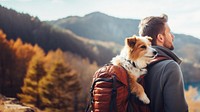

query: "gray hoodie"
left=145, top=46, right=188, bottom=112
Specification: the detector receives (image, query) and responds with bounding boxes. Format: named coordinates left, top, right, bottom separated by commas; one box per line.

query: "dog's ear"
left=126, top=36, right=137, bottom=47
left=146, top=36, right=152, bottom=42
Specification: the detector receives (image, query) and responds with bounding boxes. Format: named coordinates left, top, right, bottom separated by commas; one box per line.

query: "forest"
left=0, top=30, right=99, bottom=111
left=0, top=4, right=200, bottom=112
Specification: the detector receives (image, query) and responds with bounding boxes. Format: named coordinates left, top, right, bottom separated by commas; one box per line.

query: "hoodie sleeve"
left=161, top=61, right=188, bottom=112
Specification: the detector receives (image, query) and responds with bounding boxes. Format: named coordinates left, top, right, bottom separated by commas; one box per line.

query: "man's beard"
left=164, top=41, right=174, bottom=50
left=169, top=45, right=174, bottom=50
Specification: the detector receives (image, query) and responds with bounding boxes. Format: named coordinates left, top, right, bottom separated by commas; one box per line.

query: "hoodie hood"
left=153, top=46, right=182, bottom=64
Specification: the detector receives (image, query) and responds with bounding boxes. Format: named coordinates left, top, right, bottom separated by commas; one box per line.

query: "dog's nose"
left=153, top=50, right=158, bottom=55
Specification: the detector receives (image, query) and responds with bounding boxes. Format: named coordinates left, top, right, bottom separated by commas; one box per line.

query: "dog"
left=111, top=35, right=157, bottom=104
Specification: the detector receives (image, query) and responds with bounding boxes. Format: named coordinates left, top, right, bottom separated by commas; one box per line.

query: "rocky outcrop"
left=0, top=94, right=40, bottom=112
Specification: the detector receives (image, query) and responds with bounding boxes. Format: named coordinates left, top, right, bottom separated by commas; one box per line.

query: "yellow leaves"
left=0, top=29, right=6, bottom=39
left=18, top=94, right=36, bottom=104
left=185, top=86, right=200, bottom=112
left=0, top=29, right=99, bottom=111
left=13, top=38, right=23, bottom=48
left=45, top=48, right=65, bottom=64
left=0, top=30, right=9, bottom=47
left=40, top=96, right=51, bottom=106
left=33, top=44, right=45, bottom=57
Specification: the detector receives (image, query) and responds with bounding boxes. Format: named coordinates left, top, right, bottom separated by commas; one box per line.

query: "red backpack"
left=85, top=56, right=169, bottom=112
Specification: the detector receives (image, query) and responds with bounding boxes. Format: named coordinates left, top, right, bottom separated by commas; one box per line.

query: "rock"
left=0, top=94, right=39, bottom=112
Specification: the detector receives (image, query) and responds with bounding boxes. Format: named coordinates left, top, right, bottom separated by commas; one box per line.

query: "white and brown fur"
left=111, top=35, right=157, bottom=104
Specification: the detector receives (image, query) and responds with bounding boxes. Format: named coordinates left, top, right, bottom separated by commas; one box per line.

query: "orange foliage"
left=12, top=38, right=35, bottom=60
left=185, top=86, right=200, bottom=112
left=0, top=29, right=17, bottom=96
left=0, top=29, right=45, bottom=97
left=0, top=30, right=6, bottom=39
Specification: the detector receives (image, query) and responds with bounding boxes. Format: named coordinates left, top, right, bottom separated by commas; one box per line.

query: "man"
left=138, top=14, right=188, bottom=112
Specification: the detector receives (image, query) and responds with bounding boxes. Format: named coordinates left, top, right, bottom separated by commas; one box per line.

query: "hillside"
left=2, top=5, right=200, bottom=111
left=49, top=12, right=200, bottom=64
left=49, top=12, right=200, bottom=83
left=0, top=5, right=119, bottom=65
left=49, top=11, right=140, bottom=45
left=1, top=5, right=200, bottom=83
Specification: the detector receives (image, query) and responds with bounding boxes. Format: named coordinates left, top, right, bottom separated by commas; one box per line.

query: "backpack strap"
left=85, top=74, right=118, bottom=112
left=110, top=75, right=117, bottom=112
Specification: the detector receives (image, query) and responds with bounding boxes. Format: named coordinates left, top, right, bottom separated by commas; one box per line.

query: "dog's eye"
left=140, top=45, right=147, bottom=49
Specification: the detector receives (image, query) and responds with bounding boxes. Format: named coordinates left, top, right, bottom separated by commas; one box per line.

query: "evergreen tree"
left=11, top=38, right=36, bottom=95
left=18, top=54, right=46, bottom=108
left=39, top=51, right=80, bottom=112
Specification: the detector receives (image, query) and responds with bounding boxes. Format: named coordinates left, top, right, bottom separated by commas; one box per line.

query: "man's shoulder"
left=148, top=59, right=179, bottom=73
left=149, top=57, right=174, bottom=68
left=152, top=59, right=182, bottom=78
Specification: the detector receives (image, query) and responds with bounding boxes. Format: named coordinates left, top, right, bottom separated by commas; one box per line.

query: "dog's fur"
left=111, top=35, right=157, bottom=104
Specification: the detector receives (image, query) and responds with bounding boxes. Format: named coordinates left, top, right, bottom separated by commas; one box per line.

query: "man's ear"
left=126, top=36, right=137, bottom=47
left=157, top=34, right=164, bottom=43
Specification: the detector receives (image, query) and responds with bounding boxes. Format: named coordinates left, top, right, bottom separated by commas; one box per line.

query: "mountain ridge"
left=1, top=5, right=200, bottom=83
left=48, top=11, right=140, bottom=45
left=49, top=11, right=200, bottom=62
left=0, top=5, right=118, bottom=65
left=49, top=11, right=200, bottom=83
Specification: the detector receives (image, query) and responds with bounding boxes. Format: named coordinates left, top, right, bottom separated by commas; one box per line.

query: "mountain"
left=173, top=34, right=200, bottom=62
left=1, top=5, right=200, bottom=83
left=49, top=12, right=200, bottom=83
left=49, top=12, right=200, bottom=63
left=0, top=5, right=119, bottom=65
left=49, top=11, right=140, bottom=45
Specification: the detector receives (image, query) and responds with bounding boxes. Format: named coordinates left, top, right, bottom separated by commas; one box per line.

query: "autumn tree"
left=10, top=38, right=36, bottom=95
left=39, top=49, right=80, bottom=112
left=0, top=29, right=37, bottom=97
left=18, top=48, right=46, bottom=108
left=0, top=30, right=17, bottom=96
left=185, top=86, right=200, bottom=112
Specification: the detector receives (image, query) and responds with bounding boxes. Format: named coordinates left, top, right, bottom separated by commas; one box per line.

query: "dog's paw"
left=139, top=93, right=150, bottom=104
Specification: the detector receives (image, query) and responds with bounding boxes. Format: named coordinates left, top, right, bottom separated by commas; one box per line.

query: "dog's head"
left=124, top=35, right=157, bottom=67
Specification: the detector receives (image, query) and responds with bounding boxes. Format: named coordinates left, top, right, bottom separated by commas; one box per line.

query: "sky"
left=0, top=0, right=200, bottom=39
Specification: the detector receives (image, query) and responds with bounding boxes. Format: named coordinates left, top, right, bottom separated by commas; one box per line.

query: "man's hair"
left=139, top=14, right=168, bottom=45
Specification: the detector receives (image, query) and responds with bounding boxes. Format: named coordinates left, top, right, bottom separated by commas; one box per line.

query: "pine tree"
left=18, top=54, right=46, bottom=108
left=39, top=50, right=80, bottom=112
left=11, top=38, right=36, bottom=96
